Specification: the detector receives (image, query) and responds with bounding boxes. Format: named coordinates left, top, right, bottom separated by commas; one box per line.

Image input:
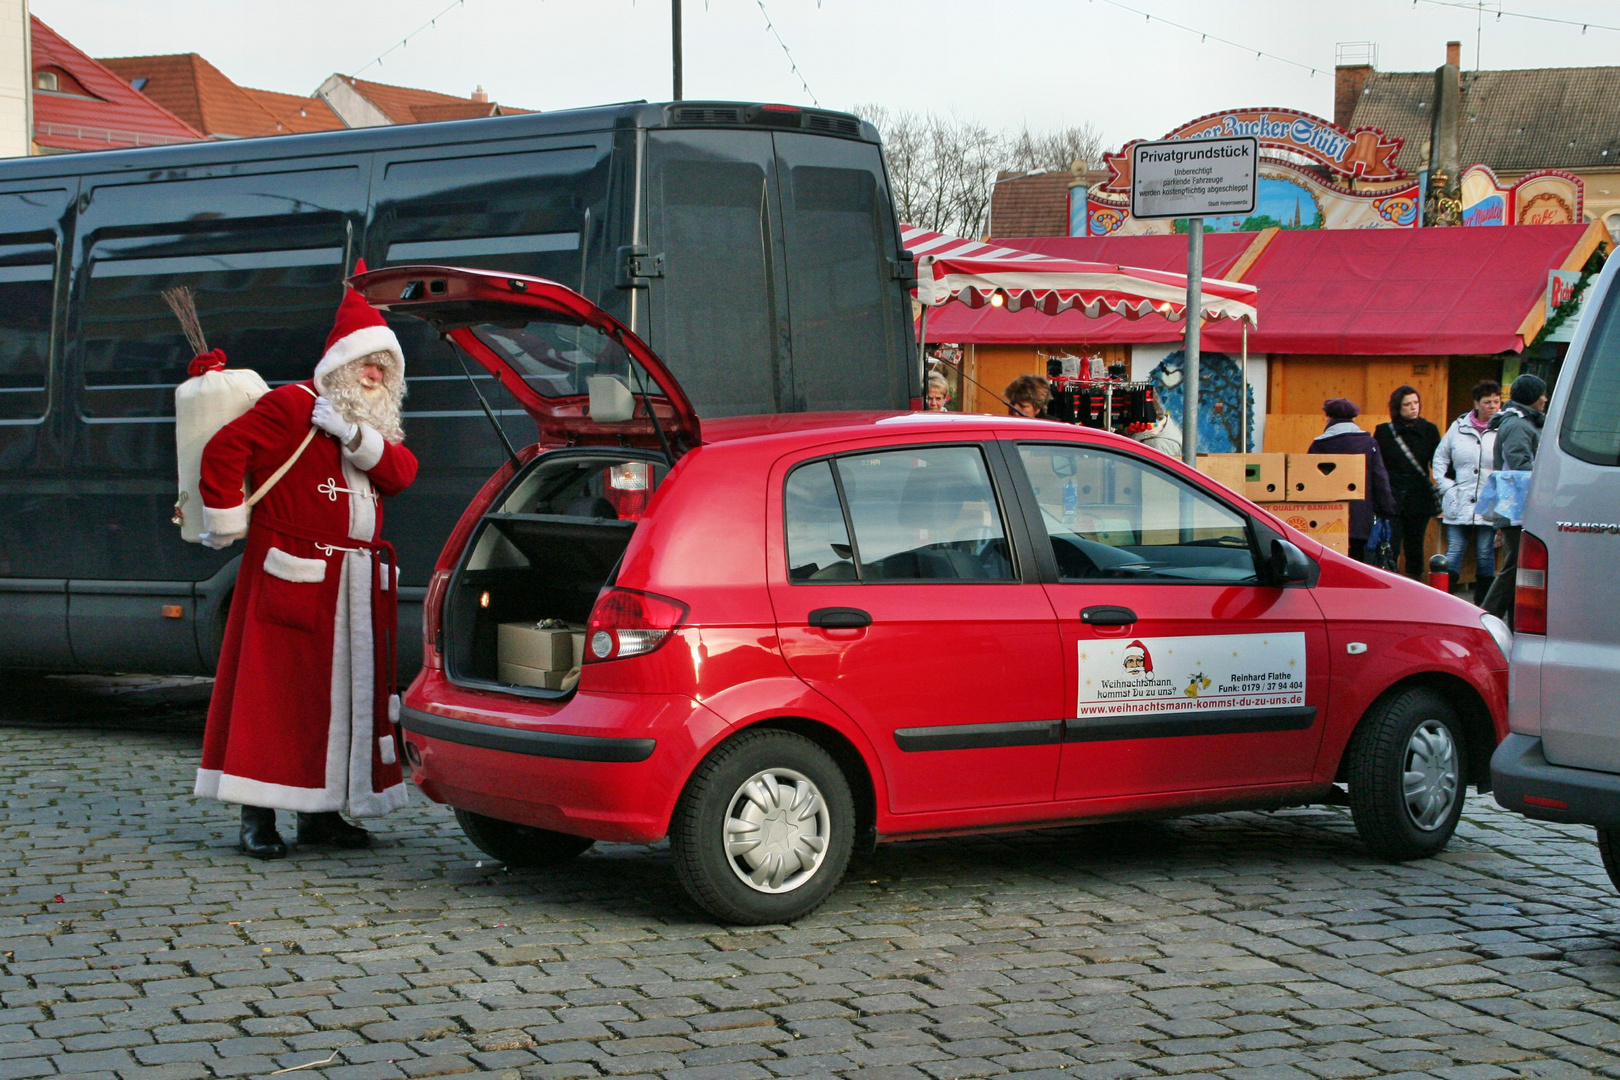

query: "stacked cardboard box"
left=498, top=622, right=586, bottom=689
left=1195, top=453, right=1364, bottom=555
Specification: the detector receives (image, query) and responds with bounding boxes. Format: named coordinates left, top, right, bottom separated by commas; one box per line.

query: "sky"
left=28, top=0, right=1620, bottom=151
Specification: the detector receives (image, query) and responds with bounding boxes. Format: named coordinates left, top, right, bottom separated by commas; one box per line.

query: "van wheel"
left=1346, top=686, right=1465, bottom=860
left=1595, top=829, right=1620, bottom=895
left=671, top=729, right=854, bottom=925
left=454, top=808, right=594, bottom=868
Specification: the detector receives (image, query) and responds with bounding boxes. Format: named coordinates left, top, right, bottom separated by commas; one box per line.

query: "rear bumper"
left=1491, top=733, right=1620, bottom=828
left=399, top=673, right=729, bottom=843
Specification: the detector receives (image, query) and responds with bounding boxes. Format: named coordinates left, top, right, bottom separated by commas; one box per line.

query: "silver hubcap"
left=724, top=768, right=830, bottom=894
left=1404, top=719, right=1460, bottom=831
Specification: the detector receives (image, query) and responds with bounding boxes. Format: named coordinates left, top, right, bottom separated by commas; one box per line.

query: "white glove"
left=311, top=396, right=357, bottom=444
left=199, top=531, right=243, bottom=550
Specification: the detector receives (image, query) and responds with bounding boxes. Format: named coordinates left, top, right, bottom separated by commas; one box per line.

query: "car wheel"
left=453, top=808, right=594, bottom=868
left=671, top=728, right=854, bottom=925
left=1347, top=685, right=1466, bottom=860
left=1595, top=829, right=1620, bottom=895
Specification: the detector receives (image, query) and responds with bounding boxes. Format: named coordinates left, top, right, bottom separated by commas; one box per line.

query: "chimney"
left=1445, top=40, right=1460, bottom=69
left=1426, top=41, right=1464, bottom=223
left=471, top=84, right=488, bottom=104
left=1332, top=42, right=1377, bottom=129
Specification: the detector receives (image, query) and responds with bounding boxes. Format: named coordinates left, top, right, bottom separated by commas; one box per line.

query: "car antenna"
left=443, top=332, right=521, bottom=469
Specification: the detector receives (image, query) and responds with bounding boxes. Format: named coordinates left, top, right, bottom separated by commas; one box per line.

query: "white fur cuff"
left=343, top=424, right=385, bottom=471
left=202, top=503, right=248, bottom=537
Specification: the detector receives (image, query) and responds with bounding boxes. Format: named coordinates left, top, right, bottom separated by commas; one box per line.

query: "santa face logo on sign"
left=191, top=260, right=421, bottom=860
left=1123, top=639, right=1152, bottom=677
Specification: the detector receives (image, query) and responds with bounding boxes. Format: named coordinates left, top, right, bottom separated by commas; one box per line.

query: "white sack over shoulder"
left=175, top=364, right=269, bottom=543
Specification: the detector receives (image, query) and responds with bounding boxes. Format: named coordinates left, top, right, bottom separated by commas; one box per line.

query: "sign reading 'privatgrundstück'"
left=1130, top=136, right=1258, bottom=220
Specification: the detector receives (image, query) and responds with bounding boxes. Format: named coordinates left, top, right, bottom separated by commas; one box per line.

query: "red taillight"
left=1516, top=531, right=1547, bottom=635
left=583, top=588, right=687, bottom=663
left=421, top=569, right=451, bottom=669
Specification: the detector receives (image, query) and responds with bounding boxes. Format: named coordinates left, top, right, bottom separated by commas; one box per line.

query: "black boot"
left=1448, top=571, right=1460, bottom=595
left=297, top=811, right=371, bottom=849
left=240, top=805, right=287, bottom=860
left=1473, top=575, right=1495, bottom=607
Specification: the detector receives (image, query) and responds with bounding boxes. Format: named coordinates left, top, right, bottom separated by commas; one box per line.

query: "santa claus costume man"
left=195, top=269, right=418, bottom=859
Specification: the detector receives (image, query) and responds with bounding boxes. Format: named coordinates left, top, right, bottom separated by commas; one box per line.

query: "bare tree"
left=856, top=105, right=1105, bottom=237
left=1004, top=122, right=1105, bottom=175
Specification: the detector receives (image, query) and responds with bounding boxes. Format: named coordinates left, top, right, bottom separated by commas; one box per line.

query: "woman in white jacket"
left=1432, top=379, right=1502, bottom=604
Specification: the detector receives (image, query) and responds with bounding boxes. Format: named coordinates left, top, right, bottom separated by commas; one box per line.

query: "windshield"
left=470, top=320, right=663, bottom=400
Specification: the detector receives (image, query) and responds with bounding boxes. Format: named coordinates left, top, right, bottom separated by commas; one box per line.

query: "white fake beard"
left=324, top=359, right=406, bottom=444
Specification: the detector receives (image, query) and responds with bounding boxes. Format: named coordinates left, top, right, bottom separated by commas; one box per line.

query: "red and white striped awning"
left=902, top=225, right=1257, bottom=325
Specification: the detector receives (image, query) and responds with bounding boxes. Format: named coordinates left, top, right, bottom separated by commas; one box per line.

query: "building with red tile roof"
left=29, top=16, right=201, bottom=152
left=98, top=53, right=340, bottom=138
left=313, top=74, right=529, bottom=128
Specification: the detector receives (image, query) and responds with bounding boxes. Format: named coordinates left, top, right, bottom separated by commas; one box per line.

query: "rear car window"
left=1561, top=283, right=1620, bottom=466
left=786, top=446, right=1014, bottom=583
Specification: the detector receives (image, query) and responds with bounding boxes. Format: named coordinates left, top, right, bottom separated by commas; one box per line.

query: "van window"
left=79, top=228, right=347, bottom=419
left=0, top=246, right=54, bottom=421
left=1561, top=286, right=1620, bottom=466
left=646, top=130, right=780, bottom=418
left=776, top=133, right=908, bottom=412
left=1017, top=444, right=1257, bottom=582
left=830, top=446, right=1013, bottom=582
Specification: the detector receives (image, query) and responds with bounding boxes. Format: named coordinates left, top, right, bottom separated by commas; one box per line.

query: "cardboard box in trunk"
left=1270, top=501, right=1350, bottom=555
left=497, top=661, right=573, bottom=689
left=1244, top=453, right=1286, bottom=501
left=1286, top=454, right=1365, bottom=501
left=498, top=622, right=577, bottom=671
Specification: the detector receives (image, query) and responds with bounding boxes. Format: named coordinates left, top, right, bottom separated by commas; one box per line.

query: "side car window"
left=1017, top=443, right=1257, bottom=583
left=836, top=446, right=1013, bottom=582
left=785, top=461, right=855, bottom=581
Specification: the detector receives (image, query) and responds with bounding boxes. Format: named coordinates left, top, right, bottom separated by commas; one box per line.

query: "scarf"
left=1469, top=410, right=1490, bottom=432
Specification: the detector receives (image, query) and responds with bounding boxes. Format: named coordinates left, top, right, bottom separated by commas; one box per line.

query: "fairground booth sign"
left=1080, top=108, right=1590, bottom=239
left=1083, top=108, right=1420, bottom=236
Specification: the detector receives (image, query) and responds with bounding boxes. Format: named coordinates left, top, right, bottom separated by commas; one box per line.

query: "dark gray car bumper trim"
left=1491, top=733, right=1620, bottom=828
left=400, top=705, right=656, bottom=763
left=894, top=720, right=1062, bottom=752
left=1064, top=705, right=1317, bottom=743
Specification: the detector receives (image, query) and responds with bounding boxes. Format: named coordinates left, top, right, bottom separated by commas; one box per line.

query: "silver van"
left=1491, top=250, right=1620, bottom=887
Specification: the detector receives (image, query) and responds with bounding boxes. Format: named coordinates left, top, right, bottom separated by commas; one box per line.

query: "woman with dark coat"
left=1311, top=398, right=1398, bottom=563
left=1373, top=385, right=1442, bottom=579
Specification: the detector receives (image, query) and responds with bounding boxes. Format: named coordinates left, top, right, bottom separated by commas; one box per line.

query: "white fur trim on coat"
left=264, top=546, right=328, bottom=583
left=202, top=502, right=248, bottom=537
left=314, top=324, right=404, bottom=394
left=378, top=735, right=397, bottom=766
left=342, top=423, right=385, bottom=471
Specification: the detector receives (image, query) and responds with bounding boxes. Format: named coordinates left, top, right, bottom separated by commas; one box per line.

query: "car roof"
left=698, top=411, right=1156, bottom=454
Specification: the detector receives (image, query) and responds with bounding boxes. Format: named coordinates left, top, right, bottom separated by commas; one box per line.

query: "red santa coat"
left=194, top=380, right=418, bottom=816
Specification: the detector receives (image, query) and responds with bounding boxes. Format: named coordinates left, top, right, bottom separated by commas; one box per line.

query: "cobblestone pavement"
left=7, top=678, right=1620, bottom=1080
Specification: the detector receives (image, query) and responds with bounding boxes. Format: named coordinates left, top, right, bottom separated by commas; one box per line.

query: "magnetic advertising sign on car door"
left=1077, top=633, right=1306, bottom=716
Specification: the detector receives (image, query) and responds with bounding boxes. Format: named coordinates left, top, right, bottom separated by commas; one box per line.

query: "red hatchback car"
left=356, top=266, right=1511, bottom=925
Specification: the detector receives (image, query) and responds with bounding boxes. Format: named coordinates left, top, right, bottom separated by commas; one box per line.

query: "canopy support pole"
left=916, top=305, right=930, bottom=403
left=1241, top=318, right=1249, bottom=453
left=1182, top=217, right=1203, bottom=465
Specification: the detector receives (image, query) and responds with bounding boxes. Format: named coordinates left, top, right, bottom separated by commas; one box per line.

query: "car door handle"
left=808, top=607, right=872, bottom=629
left=1081, top=605, right=1137, bottom=626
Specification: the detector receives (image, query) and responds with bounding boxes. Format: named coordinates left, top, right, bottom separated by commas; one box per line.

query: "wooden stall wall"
left=1264, top=355, right=1450, bottom=453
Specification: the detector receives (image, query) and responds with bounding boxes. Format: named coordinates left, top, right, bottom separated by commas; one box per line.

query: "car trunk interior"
left=444, top=448, right=668, bottom=696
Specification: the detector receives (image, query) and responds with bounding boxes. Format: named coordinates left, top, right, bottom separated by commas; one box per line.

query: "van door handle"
left=1081, top=605, right=1137, bottom=626
left=808, top=607, right=872, bottom=629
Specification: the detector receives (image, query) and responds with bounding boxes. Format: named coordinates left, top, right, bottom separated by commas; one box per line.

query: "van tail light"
left=1515, top=531, right=1547, bottom=635
left=421, top=569, right=450, bottom=669
left=584, top=588, right=687, bottom=663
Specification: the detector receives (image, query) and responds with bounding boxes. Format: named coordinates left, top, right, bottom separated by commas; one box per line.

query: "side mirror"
left=1269, top=538, right=1312, bottom=584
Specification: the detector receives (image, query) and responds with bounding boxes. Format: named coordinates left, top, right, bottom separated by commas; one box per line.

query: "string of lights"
left=1412, top=0, right=1620, bottom=36
left=1089, top=0, right=1325, bottom=78
left=755, top=0, right=819, bottom=106
left=263, top=0, right=470, bottom=134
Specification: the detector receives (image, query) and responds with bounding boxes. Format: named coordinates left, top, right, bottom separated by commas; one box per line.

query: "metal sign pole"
left=1182, top=217, right=1203, bottom=465
left=1240, top=318, right=1249, bottom=453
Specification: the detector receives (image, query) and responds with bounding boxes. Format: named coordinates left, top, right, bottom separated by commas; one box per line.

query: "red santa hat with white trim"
left=1124, top=640, right=1152, bottom=672
left=314, top=259, right=404, bottom=395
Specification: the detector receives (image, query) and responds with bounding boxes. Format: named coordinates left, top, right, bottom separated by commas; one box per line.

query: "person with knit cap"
left=1481, top=373, right=1549, bottom=622
left=194, top=262, right=419, bottom=859
left=1310, top=398, right=1396, bottom=564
